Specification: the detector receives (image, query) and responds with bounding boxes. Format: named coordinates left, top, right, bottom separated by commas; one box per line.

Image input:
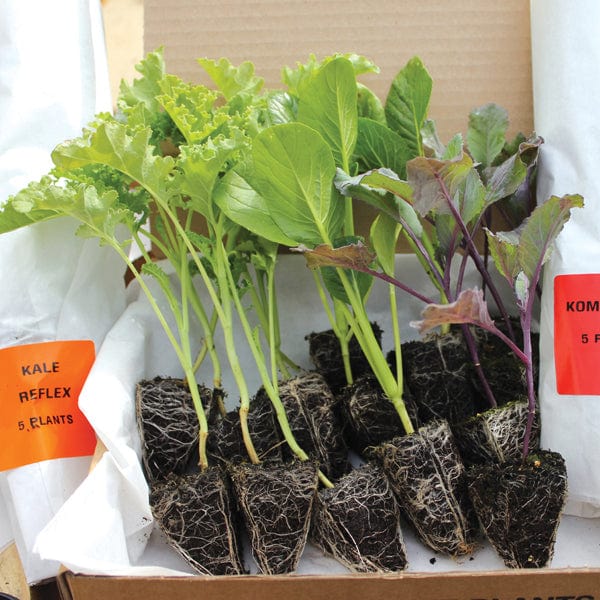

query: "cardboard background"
left=144, top=0, right=533, bottom=141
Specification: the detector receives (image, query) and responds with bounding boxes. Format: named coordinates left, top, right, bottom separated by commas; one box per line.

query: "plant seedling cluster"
left=0, top=49, right=582, bottom=573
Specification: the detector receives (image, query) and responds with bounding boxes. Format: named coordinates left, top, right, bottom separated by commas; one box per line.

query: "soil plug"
left=270, top=371, right=349, bottom=480
left=306, top=323, right=382, bottom=393
left=453, top=400, right=540, bottom=467
left=370, top=420, right=477, bottom=557
left=311, top=463, right=408, bottom=572
left=339, top=373, right=415, bottom=454
left=467, top=451, right=567, bottom=568
left=136, top=377, right=214, bottom=482
left=230, top=461, right=319, bottom=574
left=151, top=469, right=245, bottom=575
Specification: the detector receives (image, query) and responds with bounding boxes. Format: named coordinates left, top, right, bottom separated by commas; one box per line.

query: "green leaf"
left=176, top=133, right=247, bottom=218
left=485, top=229, right=520, bottom=282
left=514, top=271, right=529, bottom=310
left=297, top=57, right=358, bottom=170
left=52, top=120, right=175, bottom=202
left=356, top=118, right=411, bottom=177
left=0, top=176, right=132, bottom=242
left=334, top=168, right=422, bottom=238
left=370, top=213, right=401, bottom=276
left=252, top=123, right=338, bottom=245
left=214, top=163, right=298, bottom=247
left=157, top=75, right=231, bottom=145
left=443, top=134, right=464, bottom=160
left=266, top=91, right=297, bottom=125
left=283, top=53, right=378, bottom=95
left=384, top=56, right=432, bottom=158
left=421, top=119, right=446, bottom=158
left=197, top=57, right=264, bottom=100
left=485, top=194, right=583, bottom=287
left=467, top=103, right=509, bottom=168
left=118, top=49, right=166, bottom=114
left=357, top=83, right=386, bottom=124
left=517, top=194, right=584, bottom=279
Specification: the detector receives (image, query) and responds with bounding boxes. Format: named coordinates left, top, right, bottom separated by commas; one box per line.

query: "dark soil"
left=229, top=460, right=319, bottom=574
left=472, top=321, right=540, bottom=407
left=136, top=377, right=213, bottom=482
left=255, top=372, right=349, bottom=480
left=306, top=323, right=383, bottom=393
left=369, top=419, right=477, bottom=557
left=339, top=373, right=417, bottom=454
left=395, top=332, right=479, bottom=426
left=150, top=469, right=245, bottom=575
left=311, top=463, right=408, bottom=572
left=468, top=450, right=567, bottom=568
left=207, top=396, right=282, bottom=466
left=453, top=400, right=541, bottom=466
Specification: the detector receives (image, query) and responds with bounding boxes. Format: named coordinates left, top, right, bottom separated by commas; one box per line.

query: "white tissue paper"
left=532, top=0, right=600, bottom=517
left=0, top=0, right=126, bottom=583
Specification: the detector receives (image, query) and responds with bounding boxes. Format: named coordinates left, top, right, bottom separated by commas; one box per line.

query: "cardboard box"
left=52, top=1, right=600, bottom=598
left=57, top=569, right=600, bottom=600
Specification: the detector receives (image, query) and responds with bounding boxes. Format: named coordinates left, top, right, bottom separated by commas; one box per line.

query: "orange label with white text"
left=0, top=340, right=97, bottom=471
left=555, top=274, right=600, bottom=395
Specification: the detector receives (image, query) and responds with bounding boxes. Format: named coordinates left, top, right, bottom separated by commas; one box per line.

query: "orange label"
left=555, top=274, right=600, bottom=395
left=0, top=340, right=97, bottom=471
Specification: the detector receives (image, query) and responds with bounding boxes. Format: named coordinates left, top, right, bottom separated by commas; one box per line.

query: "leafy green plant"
left=0, top=50, right=319, bottom=480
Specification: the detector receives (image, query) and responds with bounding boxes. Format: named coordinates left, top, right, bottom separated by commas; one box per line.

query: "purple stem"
left=436, top=173, right=516, bottom=342
left=363, top=267, right=435, bottom=306
left=460, top=323, right=497, bottom=408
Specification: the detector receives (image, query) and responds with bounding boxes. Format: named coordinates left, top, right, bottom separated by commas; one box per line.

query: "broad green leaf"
left=297, top=57, right=358, bottom=170
left=283, top=53, right=378, bottom=95
left=52, top=121, right=175, bottom=202
left=266, top=91, right=297, bottom=125
left=252, top=123, right=338, bottom=246
left=411, top=288, right=494, bottom=334
left=335, top=168, right=422, bottom=237
left=214, top=165, right=298, bottom=247
left=467, top=103, right=508, bottom=168
left=356, top=118, right=411, bottom=177
left=357, top=83, right=386, bottom=124
left=198, top=57, right=264, bottom=99
left=384, top=56, right=432, bottom=158
left=370, top=213, right=401, bottom=276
